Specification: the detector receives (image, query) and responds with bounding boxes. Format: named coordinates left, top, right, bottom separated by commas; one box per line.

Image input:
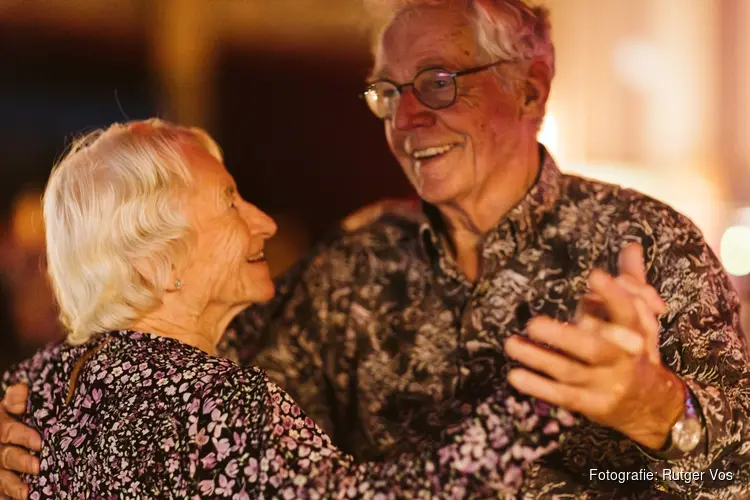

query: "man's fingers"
left=1, top=387, right=28, bottom=417
left=575, top=293, right=610, bottom=322
left=527, top=317, right=626, bottom=365
left=504, top=336, right=591, bottom=385
left=508, top=368, right=631, bottom=425
left=614, top=276, right=667, bottom=315
left=618, top=243, right=647, bottom=285
left=0, top=470, right=28, bottom=500
left=508, top=368, right=590, bottom=414
left=0, top=418, right=41, bottom=453
left=588, top=270, right=643, bottom=332
left=574, top=314, right=645, bottom=355
left=0, top=447, right=38, bottom=476
left=598, top=322, right=645, bottom=356
left=634, top=299, right=662, bottom=364
left=341, top=198, right=420, bottom=232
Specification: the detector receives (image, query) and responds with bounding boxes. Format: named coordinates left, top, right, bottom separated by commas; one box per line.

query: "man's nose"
left=392, top=87, right=436, bottom=130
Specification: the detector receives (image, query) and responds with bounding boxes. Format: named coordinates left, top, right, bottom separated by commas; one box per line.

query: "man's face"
left=372, top=5, right=525, bottom=206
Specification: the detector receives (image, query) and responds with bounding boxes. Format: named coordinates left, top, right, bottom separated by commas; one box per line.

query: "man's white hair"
left=43, top=119, right=222, bottom=344
left=368, top=0, right=555, bottom=86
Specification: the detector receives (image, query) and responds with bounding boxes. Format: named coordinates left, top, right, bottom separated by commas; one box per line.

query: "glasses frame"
left=362, top=59, right=514, bottom=119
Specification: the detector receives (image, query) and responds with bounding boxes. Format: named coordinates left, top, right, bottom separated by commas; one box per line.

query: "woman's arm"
left=197, top=367, right=576, bottom=498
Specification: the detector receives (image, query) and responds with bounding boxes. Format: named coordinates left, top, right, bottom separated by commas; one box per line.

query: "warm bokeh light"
left=11, top=190, right=45, bottom=249
left=720, top=225, right=750, bottom=276
left=612, top=38, right=662, bottom=94
left=538, top=113, right=559, bottom=158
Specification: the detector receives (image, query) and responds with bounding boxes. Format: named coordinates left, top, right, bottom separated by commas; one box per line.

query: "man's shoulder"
left=295, top=214, right=424, bottom=276
left=331, top=213, right=424, bottom=252
left=560, top=172, right=701, bottom=235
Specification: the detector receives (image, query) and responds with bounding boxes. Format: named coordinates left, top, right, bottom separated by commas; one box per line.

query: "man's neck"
left=436, top=142, right=541, bottom=282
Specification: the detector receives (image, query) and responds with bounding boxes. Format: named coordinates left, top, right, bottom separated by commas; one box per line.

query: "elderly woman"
left=0, top=119, right=571, bottom=498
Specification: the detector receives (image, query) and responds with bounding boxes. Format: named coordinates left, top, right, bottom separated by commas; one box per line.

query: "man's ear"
left=522, top=59, right=552, bottom=121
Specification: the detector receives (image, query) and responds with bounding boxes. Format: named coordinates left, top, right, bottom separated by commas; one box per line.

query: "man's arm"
left=506, top=195, right=749, bottom=494
left=637, top=207, right=750, bottom=477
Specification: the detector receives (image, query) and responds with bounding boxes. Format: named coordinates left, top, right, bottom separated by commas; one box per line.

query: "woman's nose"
left=244, top=203, right=277, bottom=239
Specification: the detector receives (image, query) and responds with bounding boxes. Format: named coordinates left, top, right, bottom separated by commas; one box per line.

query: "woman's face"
left=176, top=142, right=277, bottom=310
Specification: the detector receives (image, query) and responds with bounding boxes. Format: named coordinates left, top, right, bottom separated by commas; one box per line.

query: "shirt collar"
left=419, top=144, right=563, bottom=259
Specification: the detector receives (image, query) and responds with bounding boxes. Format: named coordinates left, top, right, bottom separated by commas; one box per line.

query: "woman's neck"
left=130, top=299, right=246, bottom=355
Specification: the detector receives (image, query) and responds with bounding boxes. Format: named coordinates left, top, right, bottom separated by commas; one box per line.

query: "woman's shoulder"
left=106, top=330, right=269, bottom=398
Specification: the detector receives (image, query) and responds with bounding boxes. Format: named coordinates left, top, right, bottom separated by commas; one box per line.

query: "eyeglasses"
left=362, top=60, right=513, bottom=120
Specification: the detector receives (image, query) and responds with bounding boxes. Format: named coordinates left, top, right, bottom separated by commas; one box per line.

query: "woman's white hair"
left=43, top=119, right=222, bottom=344
left=367, top=0, right=555, bottom=88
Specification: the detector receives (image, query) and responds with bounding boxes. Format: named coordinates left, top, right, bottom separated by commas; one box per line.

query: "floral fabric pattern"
left=221, top=146, right=750, bottom=498
left=1, top=330, right=573, bottom=498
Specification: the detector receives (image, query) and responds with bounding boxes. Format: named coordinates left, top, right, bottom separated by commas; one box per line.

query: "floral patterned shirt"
left=220, top=146, right=750, bottom=498
left=1, top=330, right=573, bottom=499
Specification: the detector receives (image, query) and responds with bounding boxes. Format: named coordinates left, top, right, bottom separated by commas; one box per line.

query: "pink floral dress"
left=1, top=330, right=574, bottom=498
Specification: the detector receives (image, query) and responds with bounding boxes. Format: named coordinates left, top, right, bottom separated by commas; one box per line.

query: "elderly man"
left=1, top=0, right=749, bottom=498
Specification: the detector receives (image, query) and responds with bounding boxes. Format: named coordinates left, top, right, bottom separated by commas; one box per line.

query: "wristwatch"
left=657, top=382, right=704, bottom=458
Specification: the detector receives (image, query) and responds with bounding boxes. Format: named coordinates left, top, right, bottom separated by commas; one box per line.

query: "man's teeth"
left=247, top=251, right=265, bottom=263
left=412, top=144, right=454, bottom=159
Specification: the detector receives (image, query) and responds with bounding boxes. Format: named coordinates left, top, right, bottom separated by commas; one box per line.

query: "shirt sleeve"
left=617, top=196, right=750, bottom=488
left=218, top=371, right=575, bottom=499
left=1, top=343, right=65, bottom=400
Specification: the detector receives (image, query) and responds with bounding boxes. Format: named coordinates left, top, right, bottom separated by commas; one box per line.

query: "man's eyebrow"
left=366, top=59, right=453, bottom=83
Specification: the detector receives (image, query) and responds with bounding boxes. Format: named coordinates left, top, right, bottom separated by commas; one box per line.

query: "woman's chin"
left=252, top=281, right=276, bottom=303
left=241, top=277, right=275, bottom=304
left=240, top=262, right=275, bottom=302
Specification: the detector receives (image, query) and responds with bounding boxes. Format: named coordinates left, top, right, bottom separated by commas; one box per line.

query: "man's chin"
left=415, top=181, right=461, bottom=206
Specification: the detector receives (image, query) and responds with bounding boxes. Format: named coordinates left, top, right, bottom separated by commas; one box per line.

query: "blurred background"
left=1, top=0, right=748, bottom=371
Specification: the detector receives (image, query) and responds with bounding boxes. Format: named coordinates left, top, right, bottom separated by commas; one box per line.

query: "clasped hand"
left=504, top=244, right=685, bottom=450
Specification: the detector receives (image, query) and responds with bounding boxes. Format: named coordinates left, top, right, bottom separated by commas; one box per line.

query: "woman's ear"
left=132, top=256, right=158, bottom=289
left=132, top=256, right=180, bottom=292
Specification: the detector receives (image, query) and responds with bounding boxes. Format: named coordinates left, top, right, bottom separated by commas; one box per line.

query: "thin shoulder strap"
left=65, top=337, right=111, bottom=406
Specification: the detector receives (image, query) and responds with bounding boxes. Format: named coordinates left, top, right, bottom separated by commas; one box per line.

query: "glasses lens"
left=365, top=82, right=399, bottom=119
left=414, top=70, right=456, bottom=109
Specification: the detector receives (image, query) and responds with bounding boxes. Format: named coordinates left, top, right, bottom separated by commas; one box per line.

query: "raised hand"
left=505, top=244, right=685, bottom=451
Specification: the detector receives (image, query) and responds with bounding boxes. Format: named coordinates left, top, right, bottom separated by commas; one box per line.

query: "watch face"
left=673, top=418, right=702, bottom=453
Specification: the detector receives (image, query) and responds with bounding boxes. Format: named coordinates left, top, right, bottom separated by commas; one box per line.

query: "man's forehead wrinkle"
left=380, top=9, right=475, bottom=57
left=371, top=2, right=480, bottom=81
